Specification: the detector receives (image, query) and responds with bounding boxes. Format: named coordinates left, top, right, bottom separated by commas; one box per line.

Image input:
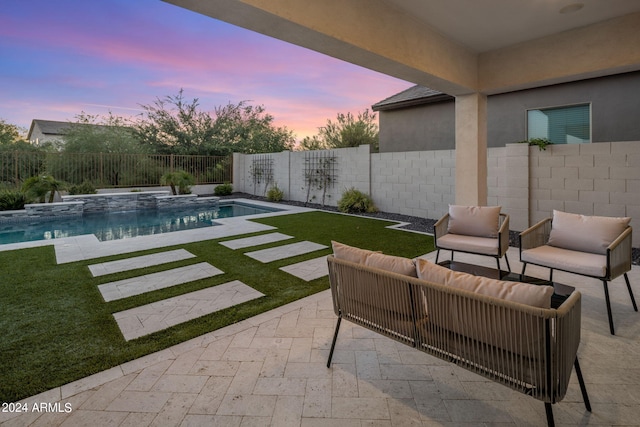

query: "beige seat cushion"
left=548, top=210, right=630, bottom=255
left=331, top=241, right=379, bottom=264
left=364, top=252, right=417, bottom=277
left=521, top=245, right=607, bottom=278
left=447, top=205, right=501, bottom=238
left=416, top=258, right=553, bottom=308
left=436, top=234, right=499, bottom=256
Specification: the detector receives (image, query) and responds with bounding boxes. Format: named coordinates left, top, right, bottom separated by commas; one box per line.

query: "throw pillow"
left=447, top=205, right=501, bottom=238
left=548, top=210, right=631, bottom=255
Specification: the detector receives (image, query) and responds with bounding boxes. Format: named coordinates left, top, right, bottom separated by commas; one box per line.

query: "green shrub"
left=68, top=181, right=97, bottom=195
left=214, top=183, right=233, bottom=196
left=266, top=184, right=284, bottom=202
left=0, top=190, right=26, bottom=211
left=337, top=187, right=377, bottom=213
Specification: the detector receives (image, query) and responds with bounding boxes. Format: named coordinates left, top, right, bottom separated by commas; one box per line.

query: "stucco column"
left=455, top=93, right=488, bottom=206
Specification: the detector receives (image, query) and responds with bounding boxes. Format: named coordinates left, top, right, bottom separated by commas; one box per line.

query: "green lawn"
left=0, top=211, right=434, bottom=402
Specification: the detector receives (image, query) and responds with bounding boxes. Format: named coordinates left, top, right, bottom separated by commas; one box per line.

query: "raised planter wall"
left=0, top=192, right=220, bottom=223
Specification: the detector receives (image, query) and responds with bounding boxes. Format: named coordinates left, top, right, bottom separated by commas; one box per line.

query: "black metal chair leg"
left=574, top=358, right=591, bottom=412
left=327, top=316, right=342, bottom=368
left=624, top=273, right=638, bottom=311
left=435, top=249, right=440, bottom=264
left=545, top=402, right=555, bottom=427
left=450, top=251, right=454, bottom=261
left=496, top=257, right=501, bottom=271
left=504, top=253, right=511, bottom=272
left=521, top=263, right=527, bottom=276
left=602, top=280, right=615, bottom=335
left=549, top=269, right=553, bottom=282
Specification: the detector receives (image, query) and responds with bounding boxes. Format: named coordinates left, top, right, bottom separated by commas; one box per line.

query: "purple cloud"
left=0, top=0, right=411, bottom=140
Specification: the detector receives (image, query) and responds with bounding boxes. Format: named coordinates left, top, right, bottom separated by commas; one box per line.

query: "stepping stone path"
left=245, top=241, right=328, bottom=263
left=219, top=232, right=293, bottom=249
left=97, top=262, right=224, bottom=302
left=88, top=249, right=195, bottom=276
left=279, top=256, right=329, bottom=281
left=221, top=233, right=330, bottom=281
left=113, top=280, right=264, bottom=341
left=89, top=231, right=331, bottom=340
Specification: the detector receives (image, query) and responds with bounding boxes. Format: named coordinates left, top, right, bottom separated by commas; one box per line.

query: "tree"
left=132, top=90, right=295, bottom=156
left=316, top=109, right=379, bottom=151
left=62, top=112, right=143, bottom=154
left=54, top=112, right=147, bottom=186
left=0, top=119, right=27, bottom=146
left=298, top=135, right=330, bottom=151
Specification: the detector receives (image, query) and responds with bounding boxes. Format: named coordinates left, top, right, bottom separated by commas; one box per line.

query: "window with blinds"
left=527, top=104, right=591, bottom=144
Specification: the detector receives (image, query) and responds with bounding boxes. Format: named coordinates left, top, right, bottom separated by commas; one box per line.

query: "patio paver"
left=88, top=249, right=196, bottom=277
left=113, top=280, right=264, bottom=340
left=98, top=262, right=224, bottom=302
left=245, top=241, right=328, bottom=263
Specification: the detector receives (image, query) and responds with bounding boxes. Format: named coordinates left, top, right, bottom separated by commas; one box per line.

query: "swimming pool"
left=0, top=201, right=281, bottom=245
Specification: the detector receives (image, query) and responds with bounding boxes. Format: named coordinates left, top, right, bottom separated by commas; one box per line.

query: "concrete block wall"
left=234, top=141, right=639, bottom=247
left=371, top=149, right=455, bottom=219
left=529, top=141, right=640, bottom=246
left=489, top=144, right=530, bottom=231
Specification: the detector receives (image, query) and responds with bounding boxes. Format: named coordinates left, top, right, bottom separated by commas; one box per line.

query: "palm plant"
left=161, top=171, right=195, bottom=195
left=22, top=174, right=65, bottom=203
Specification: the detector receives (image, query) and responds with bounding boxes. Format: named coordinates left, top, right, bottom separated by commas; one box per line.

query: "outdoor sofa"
left=327, top=242, right=591, bottom=427
left=520, top=210, right=636, bottom=335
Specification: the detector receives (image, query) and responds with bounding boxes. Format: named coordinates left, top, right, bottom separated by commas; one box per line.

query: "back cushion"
left=447, top=205, right=501, bottom=238
left=415, top=259, right=553, bottom=357
left=415, top=258, right=552, bottom=308
left=331, top=241, right=379, bottom=264
left=364, top=252, right=417, bottom=277
left=548, top=210, right=631, bottom=255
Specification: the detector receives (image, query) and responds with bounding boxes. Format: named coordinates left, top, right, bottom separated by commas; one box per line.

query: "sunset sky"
left=1, top=0, right=412, bottom=141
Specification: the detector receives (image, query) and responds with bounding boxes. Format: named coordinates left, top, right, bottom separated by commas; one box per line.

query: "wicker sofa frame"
left=520, top=218, right=636, bottom=335
left=326, top=255, right=591, bottom=427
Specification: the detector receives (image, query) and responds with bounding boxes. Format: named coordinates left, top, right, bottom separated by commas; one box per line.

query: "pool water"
left=0, top=202, right=280, bottom=245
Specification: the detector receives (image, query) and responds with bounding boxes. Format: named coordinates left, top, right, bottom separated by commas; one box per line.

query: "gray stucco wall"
left=378, top=102, right=455, bottom=152
left=378, top=71, right=640, bottom=151
left=488, top=70, right=640, bottom=146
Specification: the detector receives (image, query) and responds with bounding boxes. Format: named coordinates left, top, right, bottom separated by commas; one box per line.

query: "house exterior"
left=373, top=70, right=640, bottom=152
left=27, top=120, right=75, bottom=146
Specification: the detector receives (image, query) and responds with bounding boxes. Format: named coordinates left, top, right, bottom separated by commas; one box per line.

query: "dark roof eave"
left=372, top=93, right=454, bottom=111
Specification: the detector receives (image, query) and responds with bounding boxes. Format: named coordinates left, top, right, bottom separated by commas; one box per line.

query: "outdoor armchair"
left=520, top=210, right=636, bottom=335
left=435, top=205, right=511, bottom=272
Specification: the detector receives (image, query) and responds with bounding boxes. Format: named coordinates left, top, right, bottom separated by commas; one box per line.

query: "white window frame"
left=525, top=103, right=592, bottom=144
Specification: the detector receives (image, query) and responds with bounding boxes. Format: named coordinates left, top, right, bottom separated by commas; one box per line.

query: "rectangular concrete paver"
left=98, top=262, right=223, bottom=302
left=245, top=241, right=328, bottom=263
left=88, top=249, right=196, bottom=276
left=113, top=280, right=265, bottom=340
left=220, top=232, right=293, bottom=250
left=279, top=256, right=328, bottom=281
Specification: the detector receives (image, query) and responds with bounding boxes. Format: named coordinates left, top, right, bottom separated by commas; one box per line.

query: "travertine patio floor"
left=3, top=247, right=639, bottom=426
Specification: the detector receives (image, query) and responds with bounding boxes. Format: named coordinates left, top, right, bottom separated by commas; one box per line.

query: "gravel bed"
left=219, top=193, right=640, bottom=266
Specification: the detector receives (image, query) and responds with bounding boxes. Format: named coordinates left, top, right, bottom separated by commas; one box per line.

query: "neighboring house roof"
left=27, top=119, right=110, bottom=142
left=372, top=85, right=454, bottom=111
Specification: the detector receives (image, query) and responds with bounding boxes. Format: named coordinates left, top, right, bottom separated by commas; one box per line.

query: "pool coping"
left=0, top=199, right=314, bottom=260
